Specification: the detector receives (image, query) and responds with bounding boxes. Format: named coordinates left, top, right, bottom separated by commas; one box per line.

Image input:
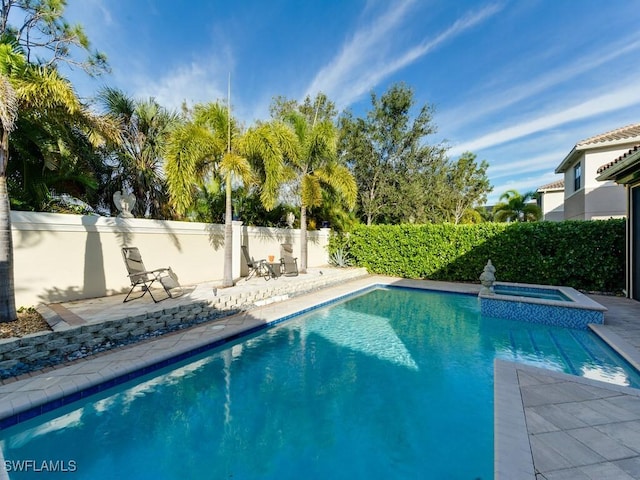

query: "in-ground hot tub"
left=479, top=281, right=607, bottom=330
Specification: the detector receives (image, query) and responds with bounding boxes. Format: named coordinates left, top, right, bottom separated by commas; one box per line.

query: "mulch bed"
left=0, top=308, right=52, bottom=339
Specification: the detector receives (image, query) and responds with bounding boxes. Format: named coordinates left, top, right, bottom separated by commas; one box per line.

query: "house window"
left=574, top=162, right=582, bottom=191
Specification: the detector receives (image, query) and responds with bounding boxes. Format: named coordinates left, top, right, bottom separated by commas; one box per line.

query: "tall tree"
left=263, top=107, right=356, bottom=273
left=0, top=71, right=18, bottom=321
left=165, top=102, right=252, bottom=287
left=5, top=50, right=115, bottom=212
left=442, top=152, right=492, bottom=224
left=98, top=87, right=178, bottom=218
left=493, top=189, right=542, bottom=222
left=0, top=58, right=112, bottom=321
left=0, top=0, right=108, bottom=75
left=0, top=1, right=109, bottom=322
left=339, top=83, right=447, bottom=225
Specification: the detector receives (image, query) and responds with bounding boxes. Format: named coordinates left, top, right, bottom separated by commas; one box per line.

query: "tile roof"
left=556, top=122, right=640, bottom=174
left=537, top=179, right=564, bottom=191
left=597, top=144, right=640, bottom=174
left=577, top=123, right=640, bottom=147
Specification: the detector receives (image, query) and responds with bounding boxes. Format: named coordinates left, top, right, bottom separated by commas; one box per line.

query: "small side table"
left=267, top=262, right=283, bottom=278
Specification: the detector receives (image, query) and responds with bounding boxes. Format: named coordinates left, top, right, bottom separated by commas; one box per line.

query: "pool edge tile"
left=590, top=324, right=640, bottom=374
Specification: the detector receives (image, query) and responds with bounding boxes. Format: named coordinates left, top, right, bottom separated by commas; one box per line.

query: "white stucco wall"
left=10, top=212, right=330, bottom=307
left=540, top=189, right=564, bottom=221
left=563, top=146, right=628, bottom=220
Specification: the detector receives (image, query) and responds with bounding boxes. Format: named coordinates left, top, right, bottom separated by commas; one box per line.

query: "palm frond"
left=220, top=151, right=254, bottom=186
left=96, top=86, right=135, bottom=119
left=13, top=66, right=81, bottom=114
left=0, top=73, right=17, bottom=133
left=301, top=173, right=322, bottom=208
left=315, top=163, right=357, bottom=208
left=194, top=102, right=236, bottom=144
left=165, top=123, right=219, bottom=215
left=243, top=122, right=294, bottom=210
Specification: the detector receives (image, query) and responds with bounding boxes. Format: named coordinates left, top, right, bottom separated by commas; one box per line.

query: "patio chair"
left=121, top=247, right=182, bottom=303
left=241, top=245, right=275, bottom=281
left=280, top=243, right=299, bottom=276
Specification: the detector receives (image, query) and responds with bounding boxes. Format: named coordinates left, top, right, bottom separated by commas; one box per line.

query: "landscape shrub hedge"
left=334, top=219, right=625, bottom=293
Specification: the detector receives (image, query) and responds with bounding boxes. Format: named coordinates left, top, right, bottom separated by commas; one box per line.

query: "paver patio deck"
left=1, top=272, right=640, bottom=479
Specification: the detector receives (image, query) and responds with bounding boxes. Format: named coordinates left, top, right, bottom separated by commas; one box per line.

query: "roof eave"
left=596, top=149, right=640, bottom=182
left=555, top=147, right=579, bottom=174
left=537, top=186, right=564, bottom=193
left=556, top=136, right=640, bottom=174
left=583, top=135, right=640, bottom=150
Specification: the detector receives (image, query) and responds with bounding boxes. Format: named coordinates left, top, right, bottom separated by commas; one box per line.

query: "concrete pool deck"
left=1, top=272, right=640, bottom=478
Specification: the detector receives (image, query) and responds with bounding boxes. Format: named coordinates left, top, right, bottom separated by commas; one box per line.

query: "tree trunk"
left=0, top=176, right=17, bottom=322
left=300, top=204, right=307, bottom=274
left=222, top=174, right=234, bottom=287
left=0, top=126, right=16, bottom=322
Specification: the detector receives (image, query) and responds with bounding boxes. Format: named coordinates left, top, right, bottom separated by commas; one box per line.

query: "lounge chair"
left=121, top=247, right=182, bottom=303
left=280, top=243, right=299, bottom=276
left=241, top=245, right=276, bottom=281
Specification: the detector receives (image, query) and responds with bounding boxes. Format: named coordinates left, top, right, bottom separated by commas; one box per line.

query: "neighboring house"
left=554, top=123, right=640, bottom=220
left=596, top=145, right=640, bottom=301
left=536, top=179, right=564, bottom=221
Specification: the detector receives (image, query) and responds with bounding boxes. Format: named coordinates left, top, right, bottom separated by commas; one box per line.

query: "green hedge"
left=338, top=219, right=625, bottom=293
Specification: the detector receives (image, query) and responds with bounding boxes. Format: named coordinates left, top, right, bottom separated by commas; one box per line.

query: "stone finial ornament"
left=479, top=259, right=496, bottom=295
left=113, top=191, right=136, bottom=218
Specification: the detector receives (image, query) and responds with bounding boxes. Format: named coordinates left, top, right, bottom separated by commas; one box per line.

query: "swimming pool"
left=1, top=287, right=638, bottom=479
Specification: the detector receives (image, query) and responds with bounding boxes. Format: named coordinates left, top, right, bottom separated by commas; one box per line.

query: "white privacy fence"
left=10, top=212, right=330, bottom=307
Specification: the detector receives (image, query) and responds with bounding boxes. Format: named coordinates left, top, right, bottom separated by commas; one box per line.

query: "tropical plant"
left=0, top=0, right=110, bottom=322
left=165, top=102, right=253, bottom=287
left=230, top=186, right=297, bottom=227
left=97, top=87, right=179, bottom=218
left=328, top=247, right=353, bottom=267
left=4, top=48, right=114, bottom=212
left=260, top=108, right=357, bottom=273
left=307, top=189, right=358, bottom=232
left=0, top=72, right=18, bottom=322
left=493, top=189, right=542, bottom=222
left=0, top=61, right=114, bottom=321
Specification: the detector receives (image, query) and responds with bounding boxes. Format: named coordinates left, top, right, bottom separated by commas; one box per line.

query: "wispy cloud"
left=304, top=0, right=415, bottom=106
left=440, top=31, right=640, bottom=130
left=449, top=80, right=640, bottom=156
left=488, top=151, right=563, bottom=178
left=130, top=61, right=227, bottom=111
left=305, top=2, right=503, bottom=108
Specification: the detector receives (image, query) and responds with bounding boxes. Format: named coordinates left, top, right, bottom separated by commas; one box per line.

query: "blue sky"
left=63, top=0, right=640, bottom=204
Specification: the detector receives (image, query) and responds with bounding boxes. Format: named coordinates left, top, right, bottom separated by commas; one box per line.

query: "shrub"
left=334, top=220, right=625, bottom=293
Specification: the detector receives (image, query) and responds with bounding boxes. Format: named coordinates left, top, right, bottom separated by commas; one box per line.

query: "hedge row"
left=336, top=219, right=625, bottom=293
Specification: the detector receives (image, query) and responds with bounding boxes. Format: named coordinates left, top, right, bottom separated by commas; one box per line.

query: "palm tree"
left=7, top=83, right=115, bottom=212
left=0, top=53, right=115, bottom=321
left=493, top=189, right=542, bottom=222
left=97, top=87, right=178, bottom=218
left=0, top=73, right=19, bottom=322
left=259, top=111, right=357, bottom=273
left=165, top=102, right=252, bottom=288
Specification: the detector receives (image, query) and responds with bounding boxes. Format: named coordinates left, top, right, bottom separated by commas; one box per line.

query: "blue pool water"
left=493, top=284, right=571, bottom=302
left=1, top=287, right=639, bottom=479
